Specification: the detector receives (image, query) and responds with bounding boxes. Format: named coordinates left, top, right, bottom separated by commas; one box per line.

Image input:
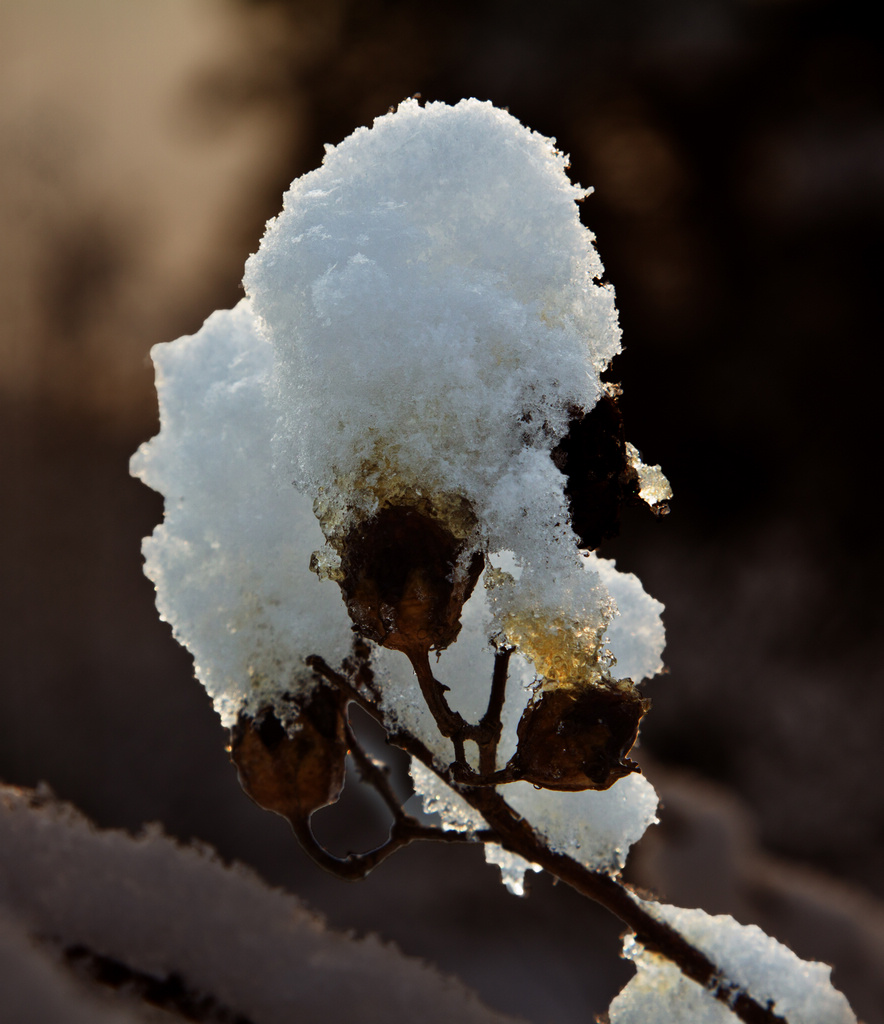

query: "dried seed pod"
left=551, top=392, right=636, bottom=550
left=510, top=681, right=649, bottom=791
left=338, top=504, right=484, bottom=658
left=230, top=685, right=347, bottom=825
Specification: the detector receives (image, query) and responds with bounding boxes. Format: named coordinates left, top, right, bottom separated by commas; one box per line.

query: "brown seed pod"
left=551, top=393, right=636, bottom=551
left=509, top=681, right=649, bottom=791
left=230, top=685, right=347, bottom=825
left=338, top=504, right=484, bottom=658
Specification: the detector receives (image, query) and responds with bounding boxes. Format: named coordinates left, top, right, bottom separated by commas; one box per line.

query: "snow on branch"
left=130, top=98, right=857, bottom=1023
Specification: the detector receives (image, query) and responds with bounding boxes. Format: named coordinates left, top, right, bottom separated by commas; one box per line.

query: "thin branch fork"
left=289, top=812, right=488, bottom=881
left=293, top=655, right=496, bottom=879
left=407, top=647, right=518, bottom=780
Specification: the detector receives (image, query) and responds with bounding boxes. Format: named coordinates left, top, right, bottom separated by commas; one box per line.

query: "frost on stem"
left=132, top=99, right=856, bottom=1023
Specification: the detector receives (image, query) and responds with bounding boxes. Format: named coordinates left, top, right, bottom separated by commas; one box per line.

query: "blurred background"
left=1, top=0, right=882, bottom=1021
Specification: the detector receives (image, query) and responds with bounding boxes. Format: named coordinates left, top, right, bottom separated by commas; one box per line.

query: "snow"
left=243, top=97, right=631, bottom=640
left=0, top=913, right=150, bottom=1024
left=609, top=901, right=857, bottom=1024
left=503, top=773, right=659, bottom=875
left=409, top=757, right=658, bottom=887
left=625, top=443, right=672, bottom=508
left=134, top=98, right=666, bottom=738
left=131, top=301, right=353, bottom=727
left=594, top=554, right=666, bottom=683
left=409, top=760, right=486, bottom=833
left=133, top=97, right=668, bottom=883
left=0, top=784, right=523, bottom=1024
left=120, top=97, right=860, bottom=1023
left=483, top=845, right=543, bottom=898
left=245, top=98, right=617, bottom=551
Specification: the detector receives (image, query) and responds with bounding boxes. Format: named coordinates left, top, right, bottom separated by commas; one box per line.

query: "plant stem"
left=459, top=785, right=783, bottom=1024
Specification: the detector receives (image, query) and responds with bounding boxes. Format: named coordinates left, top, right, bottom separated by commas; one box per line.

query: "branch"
left=477, top=646, right=512, bottom=775
left=406, top=646, right=516, bottom=781
left=304, top=650, right=784, bottom=1023
left=345, top=719, right=402, bottom=818
left=444, top=776, right=785, bottom=1024
left=289, top=814, right=487, bottom=881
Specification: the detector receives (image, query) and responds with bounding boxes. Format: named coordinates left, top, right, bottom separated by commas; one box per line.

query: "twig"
left=289, top=814, right=483, bottom=881
left=344, top=720, right=402, bottom=818
left=456, top=783, right=784, bottom=1024
left=477, top=646, right=512, bottom=775
left=407, top=649, right=470, bottom=766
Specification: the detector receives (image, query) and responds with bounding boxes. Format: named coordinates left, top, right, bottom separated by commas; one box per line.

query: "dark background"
left=2, top=1, right=882, bottom=1021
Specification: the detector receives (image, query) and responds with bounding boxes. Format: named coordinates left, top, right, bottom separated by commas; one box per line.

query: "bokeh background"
left=2, top=1, right=882, bottom=1021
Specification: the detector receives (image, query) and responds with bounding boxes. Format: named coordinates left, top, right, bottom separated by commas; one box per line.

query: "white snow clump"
left=133, top=98, right=665, bottom=734
left=609, top=901, right=857, bottom=1024
left=131, top=301, right=353, bottom=726
left=133, top=98, right=666, bottom=883
left=129, top=97, right=861, bottom=1022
